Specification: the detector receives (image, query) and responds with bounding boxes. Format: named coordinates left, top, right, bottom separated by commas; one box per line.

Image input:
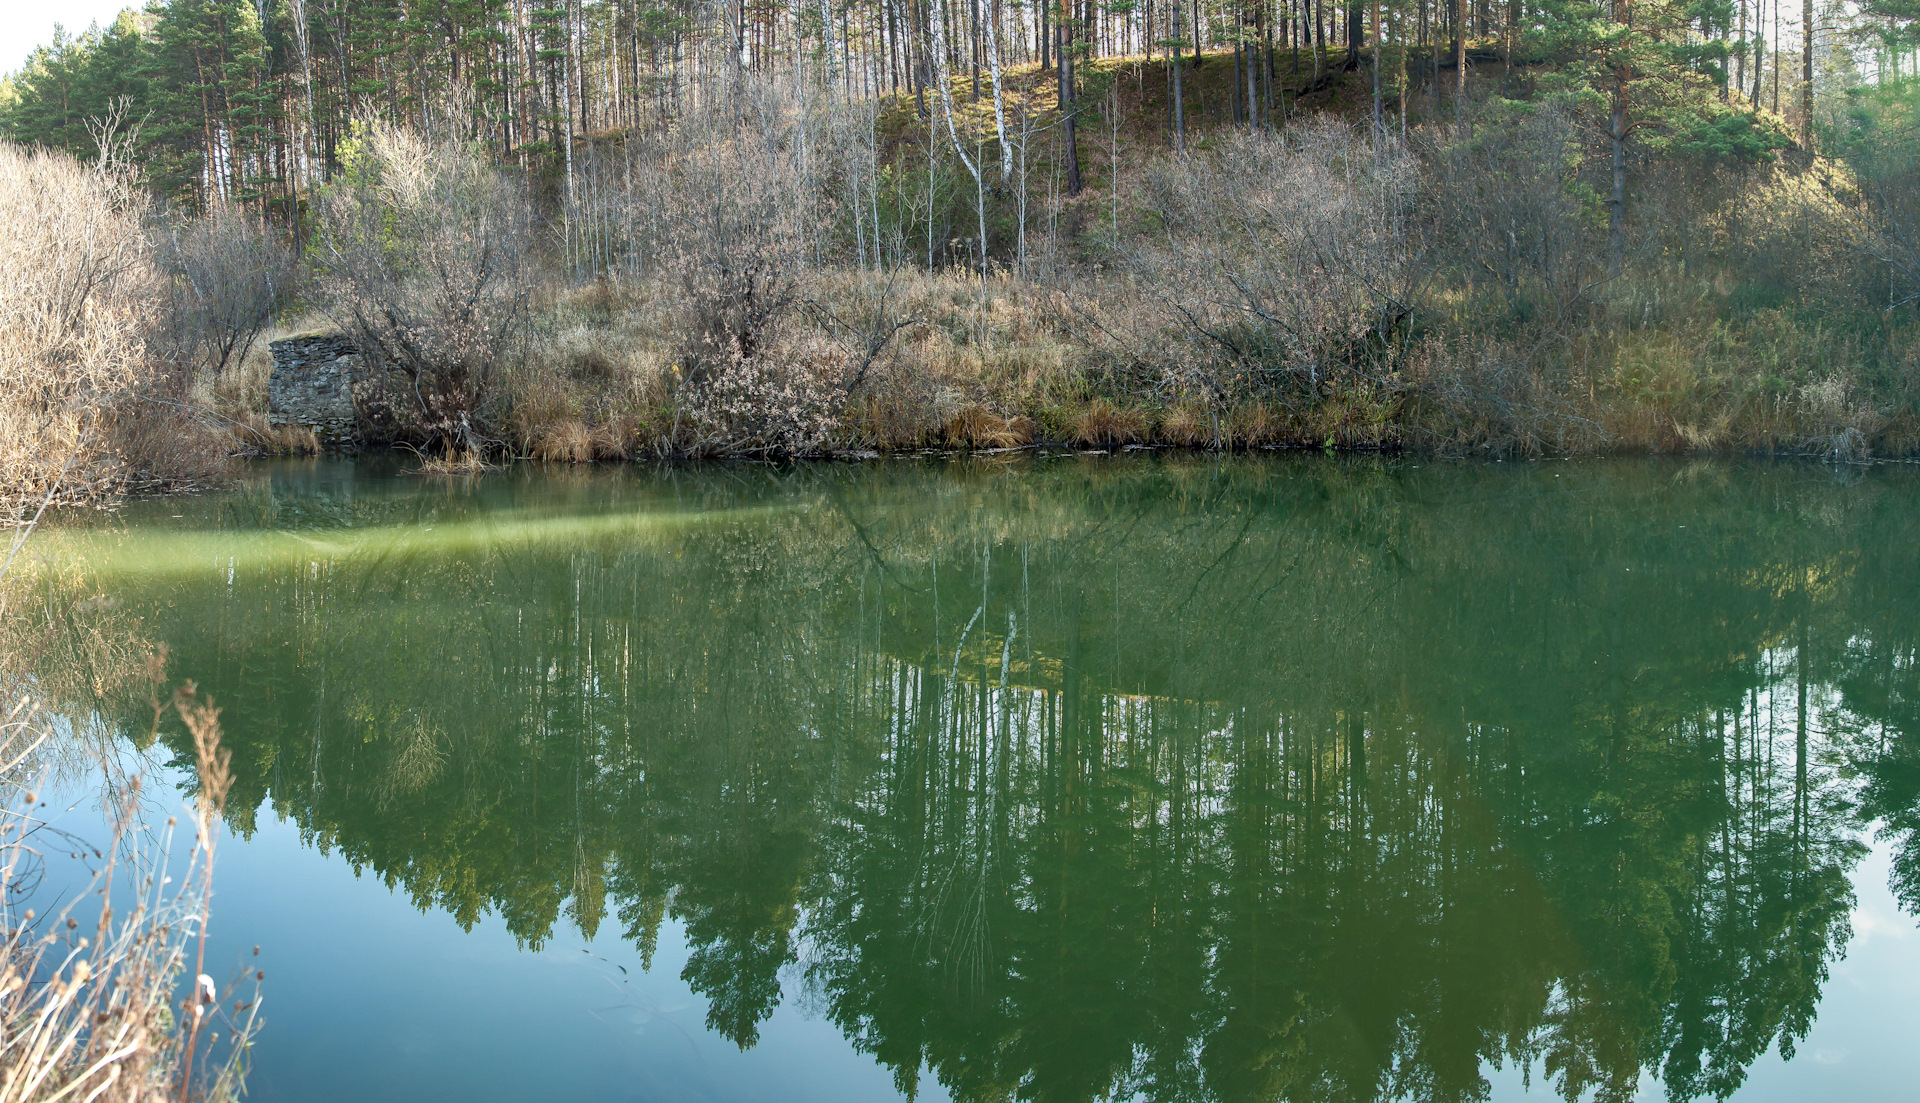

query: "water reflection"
left=44, top=456, right=1920, bottom=1102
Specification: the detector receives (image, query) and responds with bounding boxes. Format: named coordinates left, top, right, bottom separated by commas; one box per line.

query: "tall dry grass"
left=0, top=682, right=259, bottom=1103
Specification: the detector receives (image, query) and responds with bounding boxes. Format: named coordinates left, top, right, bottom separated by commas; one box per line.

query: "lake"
left=23, top=454, right=1920, bottom=1102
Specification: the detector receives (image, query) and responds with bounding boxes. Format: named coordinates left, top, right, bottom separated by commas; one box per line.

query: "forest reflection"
left=66, top=456, right=1920, bottom=1103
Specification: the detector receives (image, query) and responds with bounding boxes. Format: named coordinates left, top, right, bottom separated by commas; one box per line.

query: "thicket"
left=0, top=138, right=153, bottom=510
left=0, top=128, right=291, bottom=512
left=481, top=63, right=1920, bottom=460
left=309, top=121, right=534, bottom=453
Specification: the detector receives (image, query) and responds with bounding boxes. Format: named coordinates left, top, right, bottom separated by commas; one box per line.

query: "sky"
left=1, top=1, right=136, bottom=77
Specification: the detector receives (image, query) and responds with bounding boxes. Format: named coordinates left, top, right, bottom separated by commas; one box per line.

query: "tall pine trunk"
left=1059, top=0, right=1081, bottom=195
left=1800, top=0, right=1814, bottom=148
left=1371, top=0, right=1381, bottom=134
left=1171, top=0, right=1187, bottom=151
left=1453, top=0, right=1466, bottom=121
left=1609, top=88, right=1627, bottom=275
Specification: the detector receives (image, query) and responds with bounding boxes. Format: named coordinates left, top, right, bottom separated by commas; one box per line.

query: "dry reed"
left=0, top=684, right=259, bottom=1103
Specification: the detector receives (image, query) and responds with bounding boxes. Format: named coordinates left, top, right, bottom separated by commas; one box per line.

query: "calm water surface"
left=28, top=454, right=1920, bottom=1102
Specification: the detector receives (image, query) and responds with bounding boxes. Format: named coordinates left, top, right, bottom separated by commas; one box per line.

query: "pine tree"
left=1535, top=0, right=1751, bottom=271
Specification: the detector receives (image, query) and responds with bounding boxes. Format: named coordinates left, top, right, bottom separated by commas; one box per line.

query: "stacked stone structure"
left=268, top=335, right=364, bottom=449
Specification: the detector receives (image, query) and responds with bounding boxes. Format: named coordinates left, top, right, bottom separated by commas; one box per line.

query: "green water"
left=32, top=455, right=1920, bottom=1102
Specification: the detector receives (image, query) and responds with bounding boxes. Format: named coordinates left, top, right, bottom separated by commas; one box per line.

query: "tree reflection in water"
left=58, top=456, right=1920, bottom=1102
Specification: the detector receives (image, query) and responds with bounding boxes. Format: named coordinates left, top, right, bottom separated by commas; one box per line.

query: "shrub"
left=1417, top=106, right=1599, bottom=325
left=1834, top=81, right=1920, bottom=314
left=309, top=120, right=533, bottom=451
left=1125, top=122, right=1419, bottom=409
left=1407, top=337, right=1609, bottom=455
left=672, top=332, right=845, bottom=455
left=611, top=85, right=817, bottom=384
left=0, top=141, right=152, bottom=510
left=152, top=203, right=295, bottom=382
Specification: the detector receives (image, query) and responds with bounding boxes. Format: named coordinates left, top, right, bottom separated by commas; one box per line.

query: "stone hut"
left=268, top=335, right=364, bottom=449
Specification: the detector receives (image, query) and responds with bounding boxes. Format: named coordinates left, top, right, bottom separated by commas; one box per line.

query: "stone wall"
left=268, top=335, right=363, bottom=449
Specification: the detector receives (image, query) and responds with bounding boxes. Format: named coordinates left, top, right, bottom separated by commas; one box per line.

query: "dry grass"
left=473, top=256, right=1920, bottom=460
left=1070, top=399, right=1148, bottom=448
left=531, top=419, right=596, bottom=463
left=413, top=446, right=495, bottom=474
left=1, top=675, right=260, bottom=1103
left=1227, top=404, right=1280, bottom=448
left=506, top=286, right=673, bottom=457
left=262, top=425, right=322, bottom=456
left=201, top=411, right=318, bottom=458
left=1157, top=405, right=1214, bottom=447
left=943, top=405, right=1035, bottom=449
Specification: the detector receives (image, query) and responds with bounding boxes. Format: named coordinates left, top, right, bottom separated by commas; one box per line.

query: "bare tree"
left=1846, top=165, right=1920, bottom=314
left=309, top=120, right=535, bottom=451
left=153, top=204, right=295, bottom=381
left=930, top=0, right=992, bottom=281
left=640, top=84, right=815, bottom=373
left=1124, top=122, right=1419, bottom=408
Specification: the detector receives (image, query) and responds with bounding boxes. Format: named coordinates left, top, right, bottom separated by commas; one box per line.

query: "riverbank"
left=219, top=59, right=1918, bottom=466
left=238, top=264, right=1917, bottom=466
left=489, top=266, right=1919, bottom=462
left=9, top=56, right=1920, bottom=506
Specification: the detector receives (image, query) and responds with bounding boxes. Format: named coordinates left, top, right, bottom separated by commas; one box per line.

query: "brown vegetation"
left=0, top=131, right=302, bottom=513
left=309, top=120, right=535, bottom=452
left=0, top=141, right=152, bottom=511
left=433, top=67, right=1915, bottom=462
left=1, top=660, right=259, bottom=1102
left=10, top=57, right=1920, bottom=483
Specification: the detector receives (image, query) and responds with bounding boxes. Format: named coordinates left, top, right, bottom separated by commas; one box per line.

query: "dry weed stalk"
left=0, top=684, right=259, bottom=1103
